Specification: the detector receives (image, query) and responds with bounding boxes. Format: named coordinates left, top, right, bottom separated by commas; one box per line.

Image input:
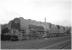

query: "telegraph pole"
left=45, top=17, right=46, bottom=24
left=45, top=17, right=47, bottom=31
left=43, top=17, right=47, bottom=38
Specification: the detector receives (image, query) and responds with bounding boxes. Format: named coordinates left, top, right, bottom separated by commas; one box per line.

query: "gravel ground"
left=1, top=36, right=71, bottom=49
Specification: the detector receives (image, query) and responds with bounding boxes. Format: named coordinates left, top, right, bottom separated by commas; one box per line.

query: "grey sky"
left=0, top=0, right=71, bottom=26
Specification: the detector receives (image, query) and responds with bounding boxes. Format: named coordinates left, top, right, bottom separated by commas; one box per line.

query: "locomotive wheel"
left=10, top=35, right=18, bottom=41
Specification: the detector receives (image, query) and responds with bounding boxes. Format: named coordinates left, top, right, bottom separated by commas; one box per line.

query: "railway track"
left=1, top=36, right=71, bottom=49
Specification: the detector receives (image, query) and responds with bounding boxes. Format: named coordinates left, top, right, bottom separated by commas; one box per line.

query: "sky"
left=0, top=0, right=71, bottom=26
